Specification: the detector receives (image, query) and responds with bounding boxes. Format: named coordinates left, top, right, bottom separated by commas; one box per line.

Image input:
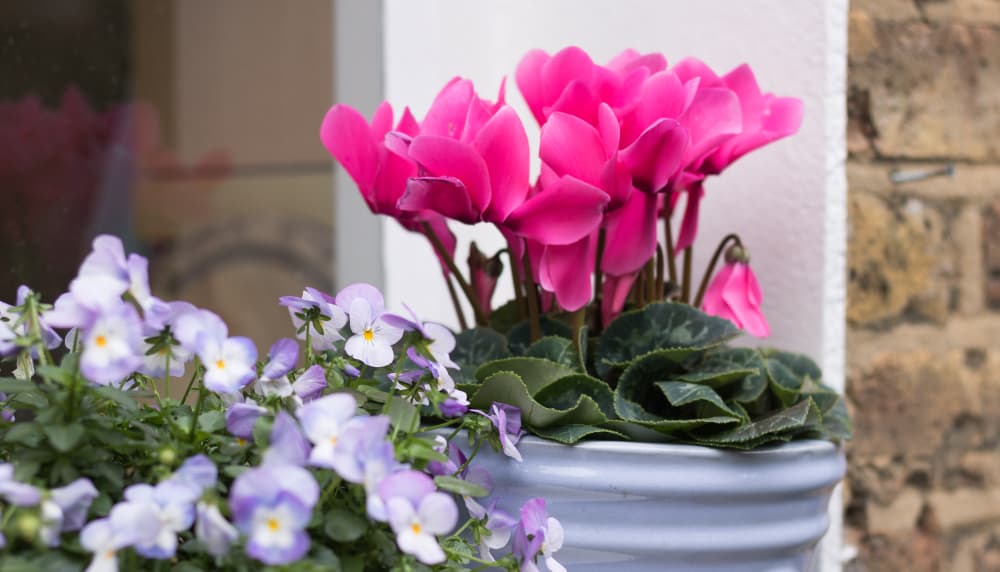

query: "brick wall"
left=846, top=1, right=1000, bottom=570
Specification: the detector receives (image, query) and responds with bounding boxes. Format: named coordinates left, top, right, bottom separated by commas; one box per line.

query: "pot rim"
left=512, top=435, right=842, bottom=458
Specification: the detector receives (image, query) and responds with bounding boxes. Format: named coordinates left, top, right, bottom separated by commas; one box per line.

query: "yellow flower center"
left=236, top=437, right=246, bottom=446
left=267, top=518, right=280, bottom=532
left=215, top=359, right=226, bottom=370
left=363, top=328, right=375, bottom=342
left=95, top=335, right=107, bottom=347
left=103, top=549, right=115, bottom=559
left=410, top=523, right=422, bottom=535
left=329, top=436, right=338, bottom=446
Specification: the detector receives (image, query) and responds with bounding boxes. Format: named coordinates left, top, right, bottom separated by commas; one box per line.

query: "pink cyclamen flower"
left=701, top=245, right=770, bottom=338
left=516, top=46, right=667, bottom=127
left=320, top=100, right=458, bottom=273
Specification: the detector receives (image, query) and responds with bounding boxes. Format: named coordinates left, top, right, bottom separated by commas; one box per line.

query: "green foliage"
left=457, top=302, right=852, bottom=447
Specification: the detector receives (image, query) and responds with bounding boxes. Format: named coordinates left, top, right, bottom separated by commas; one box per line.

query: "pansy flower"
left=279, top=287, right=347, bottom=352
left=336, top=284, right=403, bottom=368
left=229, top=464, right=319, bottom=565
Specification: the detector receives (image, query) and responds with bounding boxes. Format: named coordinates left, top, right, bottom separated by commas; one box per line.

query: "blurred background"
left=0, top=0, right=336, bottom=343
left=1, top=1, right=999, bottom=570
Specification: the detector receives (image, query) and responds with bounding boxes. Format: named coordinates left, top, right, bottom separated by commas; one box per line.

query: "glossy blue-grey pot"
left=470, top=436, right=845, bottom=572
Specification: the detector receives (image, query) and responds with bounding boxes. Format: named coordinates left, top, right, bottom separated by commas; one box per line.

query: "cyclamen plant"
left=323, top=46, right=851, bottom=448
left=0, top=235, right=560, bottom=571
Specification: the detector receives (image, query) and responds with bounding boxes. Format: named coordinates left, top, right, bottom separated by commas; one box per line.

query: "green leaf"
left=678, top=347, right=762, bottom=390
left=451, top=328, right=511, bottom=384
left=487, top=299, right=522, bottom=334
left=387, top=395, right=420, bottom=434
left=434, top=475, right=489, bottom=497
left=764, top=358, right=804, bottom=407
left=655, top=382, right=740, bottom=419
left=576, top=325, right=591, bottom=374
left=34, top=365, right=72, bottom=385
left=93, top=385, right=140, bottom=411
left=398, top=437, right=449, bottom=463
left=324, top=508, right=369, bottom=542
left=44, top=423, right=84, bottom=452
left=613, top=353, right=739, bottom=433
left=5, top=421, right=43, bottom=447
left=694, top=398, right=822, bottom=446
left=530, top=424, right=627, bottom=444
left=525, top=336, right=578, bottom=370
left=197, top=410, right=226, bottom=433
left=474, top=357, right=575, bottom=393
left=595, top=302, right=741, bottom=376
left=763, top=349, right=822, bottom=381
left=468, top=371, right=607, bottom=429
left=821, top=399, right=853, bottom=441
left=507, top=316, right=573, bottom=356
left=0, top=378, right=38, bottom=393
left=534, top=374, right=615, bottom=418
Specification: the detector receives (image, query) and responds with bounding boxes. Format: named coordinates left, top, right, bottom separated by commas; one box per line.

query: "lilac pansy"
left=79, top=302, right=145, bottom=386
left=279, top=287, right=347, bottom=352
left=337, top=283, right=403, bottom=368
left=380, top=471, right=458, bottom=565
left=477, top=403, right=525, bottom=462
left=195, top=501, right=239, bottom=558
left=513, top=498, right=565, bottom=572
left=229, top=464, right=319, bottom=565
left=262, top=411, right=311, bottom=467
left=296, top=393, right=358, bottom=469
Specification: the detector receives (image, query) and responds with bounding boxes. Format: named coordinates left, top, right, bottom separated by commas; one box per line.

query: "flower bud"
left=724, top=243, right=750, bottom=265
left=158, top=447, right=178, bottom=467
left=15, top=512, right=41, bottom=542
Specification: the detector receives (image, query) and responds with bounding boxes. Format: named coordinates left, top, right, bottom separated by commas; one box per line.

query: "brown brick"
left=849, top=21, right=1000, bottom=161
left=847, top=193, right=948, bottom=326
left=985, top=199, right=1000, bottom=306
left=856, top=530, right=942, bottom=572
left=923, top=0, right=1000, bottom=26
left=851, top=0, right=924, bottom=21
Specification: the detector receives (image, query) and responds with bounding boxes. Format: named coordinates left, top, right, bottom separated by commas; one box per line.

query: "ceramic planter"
left=471, top=436, right=845, bottom=572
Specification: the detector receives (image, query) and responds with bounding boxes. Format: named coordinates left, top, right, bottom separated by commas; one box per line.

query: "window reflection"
left=0, top=1, right=335, bottom=345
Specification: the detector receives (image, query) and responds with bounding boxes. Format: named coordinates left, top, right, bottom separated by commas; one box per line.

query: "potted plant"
left=320, top=46, right=850, bottom=570
left=0, top=46, right=848, bottom=572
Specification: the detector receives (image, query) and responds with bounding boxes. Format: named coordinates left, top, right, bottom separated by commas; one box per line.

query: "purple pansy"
left=379, top=471, right=458, bottom=565
left=477, top=403, right=525, bottom=462
left=337, top=283, right=403, bottom=368
left=226, top=399, right=268, bottom=440
left=79, top=302, right=145, bottom=386
left=110, top=482, right=195, bottom=559
left=513, top=498, right=565, bottom=572
left=279, top=287, right=348, bottom=352
left=80, top=518, right=130, bottom=572
left=296, top=393, right=358, bottom=469
left=290, top=365, right=328, bottom=403
left=260, top=338, right=299, bottom=382
left=0, top=463, right=41, bottom=506
left=229, top=464, right=319, bottom=565
left=196, top=501, right=239, bottom=558
left=477, top=501, right=518, bottom=562
left=192, top=315, right=258, bottom=394
left=40, top=478, right=99, bottom=546
left=262, top=411, right=311, bottom=467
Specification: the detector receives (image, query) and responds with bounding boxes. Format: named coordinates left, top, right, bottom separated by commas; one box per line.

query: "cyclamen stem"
left=420, top=222, right=488, bottom=326
left=507, top=248, right=527, bottom=322
left=663, top=195, right=679, bottom=290
left=681, top=246, right=693, bottom=304
left=593, top=229, right=607, bottom=331
left=692, top=233, right=743, bottom=308
left=443, top=273, right=469, bottom=331
left=656, top=244, right=666, bottom=300
left=521, top=253, right=542, bottom=343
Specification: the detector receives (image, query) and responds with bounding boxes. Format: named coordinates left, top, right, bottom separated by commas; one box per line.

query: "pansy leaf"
left=451, top=328, right=511, bottom=385
left=534, top=374, right=615, bottom=418
left=468, top=371, right=607, bottom=428
left=530, top=424, right=627, bottom=444
left=595, top=302, right=741, bottom=376
left=474, top=357, right=575, bottom=394
left=507, top=317, right=573, bottom=356
left=434, top=475, right=489, bottom=498
left=44, top=423, right=84, bottom=453
left=525, top=336, right=579, bottom=370
left=324, top=508, right=369, bottom=542
left=387, top=395, right=420, bottom=434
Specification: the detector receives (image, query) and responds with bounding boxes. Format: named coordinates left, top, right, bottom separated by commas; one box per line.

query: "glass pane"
left=0, top=0, right=336, bottom=345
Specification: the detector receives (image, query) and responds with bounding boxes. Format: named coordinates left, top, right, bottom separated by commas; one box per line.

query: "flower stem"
left=421, top=222, right=488, bottom=326
left=180, top=366, right=199, bottom=404
left=593, top=229, right=607, bottom=331
left=692, top=234, right=742, bottom=308
left=188, top=383, right=207, bottom=444
left=521, top=252, right=542, bottom=343
left=23, top=294, right=51, bottom=368
left=663, top=196, right=679, bottom=289
left=681, top=246, right=693, bottom=304
left=443, top=273, right=469, bottom=331
left=453, top=438, right=483, bottom=477
left=656, top=244, right=665, bottom=300
left=507, top=248, right=527, bottom=322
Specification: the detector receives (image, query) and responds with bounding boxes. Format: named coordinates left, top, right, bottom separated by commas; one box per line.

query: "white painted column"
left=337, top=1, right=848, bottom=568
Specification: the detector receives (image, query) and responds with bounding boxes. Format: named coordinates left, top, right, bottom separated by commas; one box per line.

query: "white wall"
left=338, top=1, right=848, bottom=567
